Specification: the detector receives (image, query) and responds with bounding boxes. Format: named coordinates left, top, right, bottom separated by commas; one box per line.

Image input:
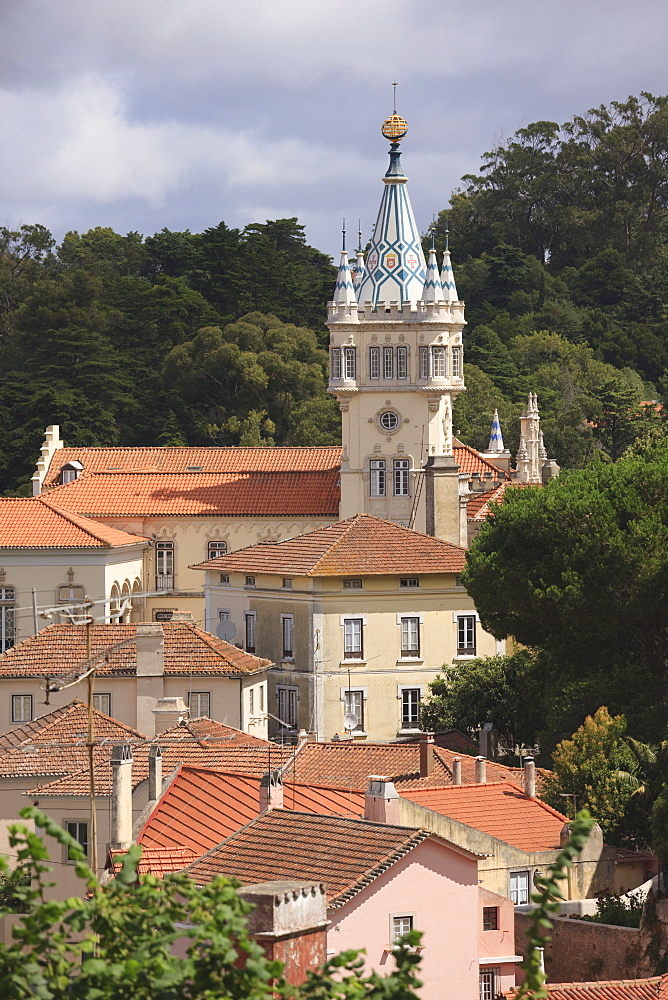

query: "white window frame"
left=399, top=616, right=421, bottom=657
left=418, top=346, right=430, bottom=379
left=397, top=345, right=408, bottom=379
left=65, top=821, right=88, bottom=863
left=208, top=539, right=228, bottom=560
left=92, top=693, right=111, bottom=716
left=369, top=346, right=380, bottom=379
left=342, top=578, right=362, bottom=589
left=451, top=345, right=462, bottom=377
left=343, top=688, right=365, bottom=733
left=330, top=347, right=342, bottom=380
left=390, top=912, right=416, bottom=944
left=393, top=459, right=410, bottom=497
left=1, top=586, right=16, bottom=653
left=400, top=577, right=419, bottom=589
left=509, top=870, right=530, bottom=905
left=281, top=614, right=294, bottom=659
left=277, top=685, right=299, bottom=729
left=344, top=346, right=356, bottom=379
left=383, top=346, right=394, bottom=379
left=188, top=691, right=211, bottom=717
left=454, top=613, right=478, bottom=657
left=155, top=540, right=174, bottom=589
left=12, top=694, right=32, bottom=723
left=400, top=687, right=421, bottom=728
left=479, top=968, right=500, bottom=1000
left=282, top=578, right=293, bottom=590
left=245, top=612, right=256, bottom=653
left=343, top=618, right=363, bottom=659
left=432, top=345, right=447, bottom=377
left=370, top=459, right=386, bottom=497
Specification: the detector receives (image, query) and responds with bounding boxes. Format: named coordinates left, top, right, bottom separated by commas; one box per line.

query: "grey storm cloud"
left=1, top=0, right=667, bottom=255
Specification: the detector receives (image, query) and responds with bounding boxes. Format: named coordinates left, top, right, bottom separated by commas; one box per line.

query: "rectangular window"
left=155, top=541, right=174, bottom=590
left=245, top=612, right=256, bottom=654
left=220, top=574, right=230, bottom=585
left=401, top=689, right=420, bottom=727
left=344, top=347, right=356, bottom=379
left=245, top=575, right=256, bottom=587
left=419, top=347, right=430, bottom=379
left=92, top=693, right=111, bottom=716
left=282, top=578, right=292, bottom=590
left=66, top=821, right=88, bottom=862
left=278, top=686, right=299, bottom=728
left=12, top=695, right=32, bottom=723
left=452, top=345, right=461, bottom=377
left=370, top=459, right=386, bottom=497
left=57, top=584, right=85, bottom=603
left=383, top=346, right=394, bottom=379
left=0, top=587, right=16, bottom=653
left=400, top=578, right=419, bottom=588
left=208, top=540, right=228, bottom=559
left=218, top=609, right=231, bottom=621
left=342, top=578, right=362, bottom=589
left=479, top=969, right=500, bottom=1000
left=344, top=689, right=364, bottom=731
left=400, top=618, right=420, bottom=657
left=457, top=615, right=476, bottom=656
left=393, top=459, right=410, bottom=497
left=331, top=347, right=342, bottom=380
left=482, top=906, right=499, bottom=931
left=259, top=685, right=264, bottom=712
left=282, top=615, right=294, bottom=659
left=249, top=688, right=254, bottom=715
left=397, top=346, right=408, bottom=379
left=343, top=619, right=363, bottom=659
left=432, top=346, right=447, bottom=377
left=509, top=870, right=530, bottom=905
left=392, top=915, right=413, bottom=943
left=188, top=691, right=211, bottom=717
left=369, top=346, right=380, bottom=379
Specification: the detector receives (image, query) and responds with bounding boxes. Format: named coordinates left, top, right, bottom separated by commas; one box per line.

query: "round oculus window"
left=379, top=410, right=400, bottom=431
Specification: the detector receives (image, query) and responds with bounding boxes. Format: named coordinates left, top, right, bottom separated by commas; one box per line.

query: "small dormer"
left=59, top=460, right=84, bottom=485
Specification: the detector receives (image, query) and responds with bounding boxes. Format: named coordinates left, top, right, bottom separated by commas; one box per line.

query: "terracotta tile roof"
left=185, top=809, right=428, bottom=906
left=0, top=699, right=145, bottom=779
left=110, top=846, right=199, bottom=877
left=0, top=622, right=271, bottom=678
left=160, top=718, right=271, bottom=748
left=0, top=497, right=148, bottom=548
left=398, top=729, right=480, bottom=754
left=41, top=469, right=340, bottom=518
left=193, top=514, right=466, bottom=576
left=138, top=766, right=365, bottom=857
left=401, top=780, right=569, bottom=851
left=279, top=741, right=519, bottom=790
left=453, top=439, right=510, bottom=481
left=43, top=446, right=342, bottom=483
left=506, top=977, right=668, bottom=999
left=467, top=482, right=538, bottom=521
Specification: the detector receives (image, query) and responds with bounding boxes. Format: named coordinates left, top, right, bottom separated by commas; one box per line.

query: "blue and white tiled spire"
left=356, top=114, right=427, bottom=309
left=440, top=224, right=458, bottom=304
left=488, top=409, right=505, bottom=453
left=421, top=230, right=445, bottom=304
left=332, top=223, right=358, bottom=309
left=353, top=223, right=365, bottom=294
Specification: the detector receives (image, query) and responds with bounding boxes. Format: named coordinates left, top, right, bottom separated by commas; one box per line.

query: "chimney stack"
left=148, top=744, right=162, bottom=801
left=475, top=756, right=487, bottom=784
left=419, top=732, right=435, bottom=778
left=365, top=775, right=400, bottom=824
left=110, top=743, right=133, bottom=850
left=524, top=756, right=536, bottom=799
left=260, top=769, right=284, bottom=812
left=452, top=757, right=462, bottom=785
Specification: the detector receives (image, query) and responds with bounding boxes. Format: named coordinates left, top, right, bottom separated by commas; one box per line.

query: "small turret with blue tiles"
left=488, top=409, right=505, bottom=453
left=356, top=111, right=427, bottom=309
left=440, top=223, right=458, bottom=303
left=422, top=228, right=445, bottom=304
left=332, top=221, right=358, bottom=308
left=353, top=222, right=365, bottom=293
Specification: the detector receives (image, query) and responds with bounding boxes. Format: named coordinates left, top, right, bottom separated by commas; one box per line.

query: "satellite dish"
left=216, top=620, right=237, bottom=642
left=343, top=712, right=358, bottom=731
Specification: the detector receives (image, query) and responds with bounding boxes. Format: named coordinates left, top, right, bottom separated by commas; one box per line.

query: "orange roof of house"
left=161, top=717, right=270, bottom=748
left=185, top=809, right=429, bottom=906
left=138, top=765, right=365, bottom=858
left=41, top=470, right=340, bottom=518
left=43, top=446, right=342, bottom=483
left=401, top=780, right=568, bottom=851
left=467, top=482, right=538, bottom=521
left=0, top=622, right=271, bottom=678
left=506, top=977, right=668, bottom=999
left=0, top=498, right=148, bottom=548
left=109, top=846, right=199, bottom=877
left=193, top=514, right=467, bottom=576
left=453, top=439, right=510, bottom=481
left=398, top=729, right=479, bottom=754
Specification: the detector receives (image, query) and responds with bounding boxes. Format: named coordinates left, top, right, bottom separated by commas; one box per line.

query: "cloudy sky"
left=1, top=0, right=667, bottom=259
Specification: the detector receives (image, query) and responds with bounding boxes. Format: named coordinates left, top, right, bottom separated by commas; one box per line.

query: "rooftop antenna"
left=431, top=214, right=436, bottom=251
left=358, top=219, right=362, bottom=253
left=392, top=79, right=398, bottom=113
left=444, top=215, right=450, bottom=251
left=342, top=217, right=346, bottom=252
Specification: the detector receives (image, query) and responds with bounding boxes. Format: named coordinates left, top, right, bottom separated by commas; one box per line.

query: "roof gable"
left=0, top=498, right=147, bottom=549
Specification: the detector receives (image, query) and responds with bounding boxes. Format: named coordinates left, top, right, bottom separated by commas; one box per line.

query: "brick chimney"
left=524, top=756, right=536, bottom=799
left=365, top=775, right=400, bottom=824
left=452, top=757, right=462, bottom=785
left=110, top=744, right=133, bottom=850
left=152, top=696, right=188, bottom=734
left=475, top=756, right=487, bottom=784
left=260, top=769, right=284, bottom=812
left=136, top=623, right=165, bottom=736
left=419, top=731, right=435, bottom=778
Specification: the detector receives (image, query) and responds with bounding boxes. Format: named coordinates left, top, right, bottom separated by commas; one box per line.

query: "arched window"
left=0, top=587, right=16, bottom=652
left=131, top=579, right=143, bottom=623
left=121, top=582, right=132, bottom=623
left=208, top=539, right=228, bottom=560
left=109, top=584, right=122, bottom=624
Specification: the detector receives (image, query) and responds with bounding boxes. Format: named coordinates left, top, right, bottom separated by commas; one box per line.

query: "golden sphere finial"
left=381, top=113, right=408, bottom=142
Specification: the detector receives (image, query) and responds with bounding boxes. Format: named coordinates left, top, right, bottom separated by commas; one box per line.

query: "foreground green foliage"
left=0, top=808, right=424, bottom=1000
left=580, top=891, right=644, bottom=928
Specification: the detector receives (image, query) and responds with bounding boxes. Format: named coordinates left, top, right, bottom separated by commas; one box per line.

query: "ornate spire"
left=516, top=432, right=528, bottom=462
left=332, top=220, right=358, bottom=309
left=440, top=222, right=458, bottom=303
left=356, top=111, right=427, bottom=309
left=353, top=221, right=365, bottom=294
left=538, top=430, right=547, bottom=460
left=488, top=409, right=505, bottom=453
left=421, top=235, right=445, bottom=304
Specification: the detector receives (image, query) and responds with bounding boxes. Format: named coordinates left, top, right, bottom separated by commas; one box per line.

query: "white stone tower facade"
left=327, top=113, right=466, bottom=542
